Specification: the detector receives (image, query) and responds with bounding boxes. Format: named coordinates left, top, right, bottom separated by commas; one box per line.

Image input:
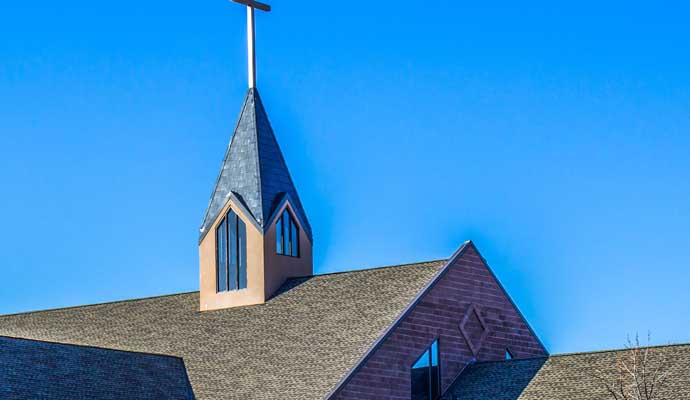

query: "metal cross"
left=231, top=0, right=271, bottom=88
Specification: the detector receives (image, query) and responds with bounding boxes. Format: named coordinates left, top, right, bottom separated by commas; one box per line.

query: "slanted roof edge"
left=0, top=335, right=183, bottom=360
left=199, top=88, right=254, bottom=239
left=470, top=244, right=549, bottom=356
left=251, top=87, right=264, bottom=225
left=0, top=259, right=446, bottom=318
left=253, top=89, right=312, bottom=238
left=0, top=291, right=199, bottom=318
left=263, top=192, right=314, bottom=242
left=198, top=190, right=263, bottom=244
left=549, top=342, right=690, bottom=358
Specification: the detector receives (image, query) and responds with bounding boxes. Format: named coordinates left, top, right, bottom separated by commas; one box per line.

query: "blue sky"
left=1, top=1, right=689, bottom=354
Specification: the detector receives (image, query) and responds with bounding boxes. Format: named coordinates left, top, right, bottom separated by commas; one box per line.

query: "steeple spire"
left=231, top=0, right=271, bottom=88
left=198, top=88, right=313, bottom=312
left=199, top=89, right=312, bottom=243
left=198, top=4, right=312, bottom=312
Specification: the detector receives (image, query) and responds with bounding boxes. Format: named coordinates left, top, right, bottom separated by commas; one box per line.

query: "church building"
left=1, top=1, right=689, bottom=399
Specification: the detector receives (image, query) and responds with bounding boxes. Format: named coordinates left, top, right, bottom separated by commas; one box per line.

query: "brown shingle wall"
left=331, top=244, right=547, bottom=399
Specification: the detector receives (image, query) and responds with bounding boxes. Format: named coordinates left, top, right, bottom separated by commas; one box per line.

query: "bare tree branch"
left=592, top=333, right=674, bottom=400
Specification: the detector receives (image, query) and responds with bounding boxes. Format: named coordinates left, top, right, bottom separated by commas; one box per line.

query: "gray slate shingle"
left=445, top=344, right=690, bottom=400
left=0, top=336, right=193, bottom=400
left=199, top=88, right=312, bottom=242
left=0, top=260, right=445, bottom=400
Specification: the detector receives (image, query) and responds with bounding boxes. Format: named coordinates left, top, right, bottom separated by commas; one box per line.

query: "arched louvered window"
left=216, top=209, right=247, bottom=292
left=276, top=208, right=299, bottom=257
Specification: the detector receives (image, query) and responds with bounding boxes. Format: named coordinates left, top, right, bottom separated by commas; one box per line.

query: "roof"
left=444, top=343, right=690, bottom=400
left=0, top=260, right=445, bottom=400
left=0, top=336, right=193, bottom=400
left=442, top=357, right=547, bottom=400
left=199, top=88, right=312, bottom=242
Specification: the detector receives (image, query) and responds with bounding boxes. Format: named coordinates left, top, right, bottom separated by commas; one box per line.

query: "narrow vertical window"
left=276, top=208, right=299, bottom=257
left=216, top=219, right=228, bottom=293
left=276, top=213, right=284, bottom=254
left=505, top=349, right=514, bottom=360
left=411, top=346, right=430, bottom=399
left=284, top=209, right=292, bottom=256
left=430, top=340, right=439, bottom=397
left=290, top=217, right=299, bottom=257
left=411, top=339, right=441, bottom=400
left=237, top=217, right=247, bottom=289
left=215, top=208, right=248, bottom=292
left=227, top=210, right=238, bottom=291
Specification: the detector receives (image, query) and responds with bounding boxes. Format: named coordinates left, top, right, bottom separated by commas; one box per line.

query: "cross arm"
left=231, top=0, right=271, bottom=12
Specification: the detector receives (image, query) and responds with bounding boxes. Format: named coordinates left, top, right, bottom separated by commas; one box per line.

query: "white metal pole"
left=247, top=6, right=256, bottom=88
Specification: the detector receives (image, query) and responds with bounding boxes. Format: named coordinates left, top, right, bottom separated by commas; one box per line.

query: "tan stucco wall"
left=199, top=198, right=266, bottom=311
left=263, top=202, right=313, bottom=300
left=199, top=198, right=313, bottom=311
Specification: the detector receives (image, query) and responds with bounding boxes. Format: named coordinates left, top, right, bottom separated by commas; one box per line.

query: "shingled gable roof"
left=0, top=259, right=446, bottom=399
left=444, top=343, right=690, bottom=400
left=0, top=336, right=193, bottom=400
left=199, top=88, right=312, bottom=242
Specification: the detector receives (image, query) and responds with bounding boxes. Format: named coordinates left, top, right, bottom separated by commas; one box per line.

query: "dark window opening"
left=216, top=209, right=247, bottom=292
left=411, top=339, right=440, bottom=400
left=276, top=209, right=299, bottom=257
left=216, top=219, right=227, bottom=293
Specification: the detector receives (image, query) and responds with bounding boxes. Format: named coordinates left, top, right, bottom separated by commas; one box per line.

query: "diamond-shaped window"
left=459, top=304, right=489, bottom=357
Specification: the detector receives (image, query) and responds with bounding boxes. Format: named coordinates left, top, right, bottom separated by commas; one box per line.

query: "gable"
left=329, top=242, right=547, bottom=399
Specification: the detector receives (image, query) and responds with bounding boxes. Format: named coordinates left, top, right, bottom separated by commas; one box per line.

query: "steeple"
left=199, top=88, right=312, bottom=243
left=197, top=0, right=313, bottom=312
left=198, top=88, right=313, bottom=311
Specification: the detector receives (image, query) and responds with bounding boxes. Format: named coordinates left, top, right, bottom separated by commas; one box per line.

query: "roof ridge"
left=0, top=291, right=199, bottom=318
left=470, top=243, right=549, bottom=355
left=250, top=88, right=264, bottom=225
left=199, top=87, right=254, bottom=237
left=470, top=356, right=550, bottom=366
left=0, top=335, right=183, bottom=360
left=199, top=89, right=256, bottom=242
left=253, top=89, right=311, bottom=234
left=307, top=258, right=447, bottom=278
left=550, top=342, right=690, bottom=358
left=0, top=260, right=447, bottom=317
left=466, top=342, right=690, bottom=365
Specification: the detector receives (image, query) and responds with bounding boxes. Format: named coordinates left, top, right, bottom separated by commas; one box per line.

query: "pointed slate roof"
left=200, top=88, right=312, bottom=242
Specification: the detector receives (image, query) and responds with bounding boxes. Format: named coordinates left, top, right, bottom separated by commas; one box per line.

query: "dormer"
left=198, top=89, right=313, bottom=311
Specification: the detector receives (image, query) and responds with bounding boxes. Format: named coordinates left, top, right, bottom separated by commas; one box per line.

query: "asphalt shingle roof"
left=0, top=336, right=193, bottom=400
left=0, top=260, right=445, bottom=400
left=199, top=88, right=312, bottom=242
left=444, top=344, right=690, bottom=400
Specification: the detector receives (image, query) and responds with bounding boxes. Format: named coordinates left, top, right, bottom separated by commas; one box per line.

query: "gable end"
left=328, top=241, right=548, bottom=399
